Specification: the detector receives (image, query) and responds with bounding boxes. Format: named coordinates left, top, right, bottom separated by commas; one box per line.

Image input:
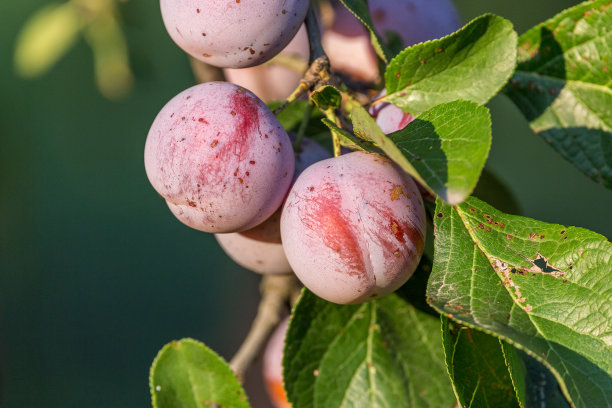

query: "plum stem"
left=273, top=2, right=330, bottom=115
left=229, top=274, right=299, bottom=381
left=293, top=102, right=314, bottom=152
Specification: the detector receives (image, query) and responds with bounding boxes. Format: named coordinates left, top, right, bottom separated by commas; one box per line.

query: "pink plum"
left=160, top=0, right=309, bottom=68
left=263, top=317, right=291, bottom=408
left=223, top=25, right=310, bottom=102
left=144, top=82, right=295, bottom=233
left=239, top=136, right=332, bottom=243
left=281, top=152, right=426, bottom=304
left=323, top=0, right=461, bottom=82
left=369, top=89, right=415, bottom=134
left=215, top=233, right=292, bottom=275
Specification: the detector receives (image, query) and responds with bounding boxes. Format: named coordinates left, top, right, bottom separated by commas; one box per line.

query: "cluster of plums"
left=147, top=0, right=460, bottom=405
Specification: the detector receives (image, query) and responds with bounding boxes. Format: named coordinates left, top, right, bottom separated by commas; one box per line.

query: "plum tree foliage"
left=144, top=1, right=612, bottom=407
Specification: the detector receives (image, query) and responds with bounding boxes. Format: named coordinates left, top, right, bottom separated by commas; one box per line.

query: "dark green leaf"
left=338, top=0, right=391, bottom=63
left=150, top=338, right=250, bottom=408
left=441, top=316, right=519, bottom=408
left=351, top=101, right=492, bottom=205
left=427, top=197, right=612, bottom=407
left=383, top=14, right=517, bottom=115
left=504, top=0, right=612, bottom=188
left=284, top=290, right=455, bottom=408
left=502, top=342, right=571, bottom=408
left=311, top=85, right=342, bottom=111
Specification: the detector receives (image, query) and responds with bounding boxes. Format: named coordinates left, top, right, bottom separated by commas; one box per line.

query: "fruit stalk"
left=229, top=274, right=298, bottom=381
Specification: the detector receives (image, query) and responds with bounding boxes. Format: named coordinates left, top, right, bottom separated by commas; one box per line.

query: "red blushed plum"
left=223, top=25, right=309, bottom=102
left=239, top=136, right=332, bottom=243
left=280, top=152, right=426, bottom=304
left=215, top=233, right=292, bottom=274
left=263, top=317, right=291, bottom=408
left=144, top=82, right=295, bottom=233
left=160, top=0, right=309, bottom=68
left=323, top=0, right=461, bottom=82
left=369, top=90, right=415, bottom=134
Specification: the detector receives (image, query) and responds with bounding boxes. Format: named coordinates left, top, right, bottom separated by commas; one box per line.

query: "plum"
left=239, top=135, right=332, bottom=243
left=369, top=89, right=415, bottom=134
left=215, top=233, right=292, bottom=275
left=223, top=25, right=310, bottom=102
left=323, top=0, right=461, bottom=81
left=263, top=317, right=291, bottom=408
left=281, top=152, right=426, bottom=304
left=160, top=0, right=309, bottom=68
left=144, top=82, right=294, bottom=233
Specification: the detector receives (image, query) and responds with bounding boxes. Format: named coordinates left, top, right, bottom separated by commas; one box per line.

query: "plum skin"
left=215, top=233, right=292, bottom=275
left=369, top=89, right=415, bottom=134
left=280, top=152, right=426, bottom=304
left=223, top=25, right=309, bottom=102
left=263, top=317, right=291, bottom=408
left=239, top=135, right=332, bottom=244
left=323, top=0, right=461, bottom=81
left=160, top=0, right=309, bottom=68
left=144, top=82, right=294, bottom=233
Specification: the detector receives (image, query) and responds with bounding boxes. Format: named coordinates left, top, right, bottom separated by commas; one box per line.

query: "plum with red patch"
left=280, top=152, right=426, bottom=304
left=160, top=0, right=309, bottom=68
left=144, top=82, right=294, bottom=233
left=239, top=135, right=332, bottom=243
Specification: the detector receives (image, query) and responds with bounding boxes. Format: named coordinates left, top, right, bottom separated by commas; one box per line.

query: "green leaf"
left=338, top=0, right=390, bottom=63
left=284, top=289, right=455, bottom=408
left=427, top=196, right=612, bottom=408
left=503, top=0, right=612, bottom=188
left=382, top=14, right=517, bottom=115
left=311, top=85, right=342, bottom=111
left=150, top=338, right=250, bottom=408
left=351, top=101, right=492, bottom=205
left=502, top=342, right=571, bottom=408
left=14, top=3, right=82, bottom=78
left=441, top=316, right=519, bottom=408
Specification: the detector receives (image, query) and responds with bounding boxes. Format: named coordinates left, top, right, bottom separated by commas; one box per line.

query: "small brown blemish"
left=249, top=160, right=256, bottom=164
left=230, top=111, right=236, bottom=116
left=202, top=53, right=212, bottom=57
left=187, top=201, right=196, bottom=207
left=437, top=212, right=444, bottom=218
left=211, top=140, right=218, bottom=148
left=390, top=185, right=407, bottom=201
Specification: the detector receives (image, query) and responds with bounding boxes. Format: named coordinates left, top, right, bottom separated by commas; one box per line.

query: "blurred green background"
left=1, top=0, right=610, bottom=407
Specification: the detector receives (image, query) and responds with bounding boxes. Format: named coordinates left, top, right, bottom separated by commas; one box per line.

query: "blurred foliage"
left=14, top=0, right=133, bottom=99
